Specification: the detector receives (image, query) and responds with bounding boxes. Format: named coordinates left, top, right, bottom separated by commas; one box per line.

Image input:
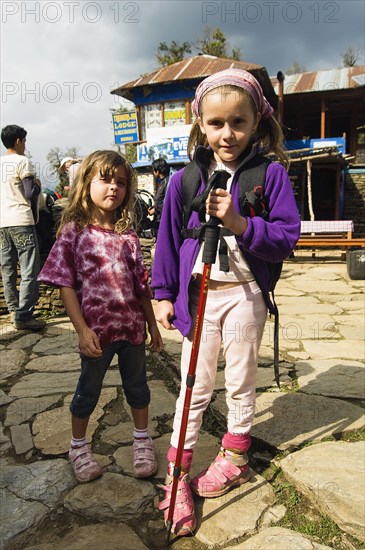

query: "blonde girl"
left=152, top=69, right=300, bottom=535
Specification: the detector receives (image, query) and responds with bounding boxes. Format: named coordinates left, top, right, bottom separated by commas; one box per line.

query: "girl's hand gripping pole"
left=165, top=170, right=230, bottom=544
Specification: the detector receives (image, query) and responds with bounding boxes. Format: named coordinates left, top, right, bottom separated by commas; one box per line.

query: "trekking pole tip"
left=165, top=520, right=173, bottom=545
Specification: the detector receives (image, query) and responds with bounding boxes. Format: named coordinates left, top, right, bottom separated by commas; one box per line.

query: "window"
left=164, top=101, right=186, bottom=126
left=140, top=104, right=162, bottom=137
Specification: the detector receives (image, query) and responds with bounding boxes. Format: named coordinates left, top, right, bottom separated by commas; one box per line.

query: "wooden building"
left=271, top=66, right=365, bottom=161
left=111, top=58, right=364, bottom=233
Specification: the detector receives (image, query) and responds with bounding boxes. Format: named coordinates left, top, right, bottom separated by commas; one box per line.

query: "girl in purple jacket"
left=152, top=69, right=300, bottom=536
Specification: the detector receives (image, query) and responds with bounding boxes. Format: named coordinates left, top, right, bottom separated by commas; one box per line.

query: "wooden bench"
left=295, top=221, right=365, bottom=257
left=297, top=237, right=365, bottom=248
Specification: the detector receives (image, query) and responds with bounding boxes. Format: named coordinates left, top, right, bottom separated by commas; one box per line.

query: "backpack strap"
left=181, top=147, right=211, bottom=229
left=237, top=155, right=271, bottom=218
left=181, top=162, right=202, bottom=229
left=236, top=155, right=282, bottom=387
left=181, top=152, right=281, bottom=387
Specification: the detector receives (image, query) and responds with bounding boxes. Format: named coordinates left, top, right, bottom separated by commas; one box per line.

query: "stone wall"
left=0, top=239, right=154, bottom=319
left=343, top=169, right=365, bottom=237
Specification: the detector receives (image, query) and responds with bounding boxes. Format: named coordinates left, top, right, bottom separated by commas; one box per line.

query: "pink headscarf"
left=192, top=68, right=274, bottom=119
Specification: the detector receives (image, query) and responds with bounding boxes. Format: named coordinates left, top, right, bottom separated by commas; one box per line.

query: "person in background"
left=0, top=124, right=46, bottom=331
left=148, top=158, right=173, bottom=237
left=58, top=156, right=82, bottom=192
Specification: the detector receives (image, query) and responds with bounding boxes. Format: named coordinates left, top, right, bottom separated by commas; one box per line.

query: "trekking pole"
left=165, top=170, right=230, bottom=544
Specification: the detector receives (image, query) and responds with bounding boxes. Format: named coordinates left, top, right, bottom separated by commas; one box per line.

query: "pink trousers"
left=170, top=280, right=267, bottom=450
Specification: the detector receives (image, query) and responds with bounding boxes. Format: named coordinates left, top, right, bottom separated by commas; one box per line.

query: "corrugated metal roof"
left=112, top=55, right=265, bottom=96
left=271, top=66, right=365, bottom=94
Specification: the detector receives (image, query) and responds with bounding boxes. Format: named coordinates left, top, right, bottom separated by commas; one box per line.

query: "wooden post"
left=321, top=99, right=326, bottom=138
left=335, top=164, right=340, bottom=220
left=276, top=71, right=284, bottom=126
left=136, top=105, right=143, bottom=141
left=307, top=160, right=315, bottom=221
left=185, top=99, right=191, bottom=125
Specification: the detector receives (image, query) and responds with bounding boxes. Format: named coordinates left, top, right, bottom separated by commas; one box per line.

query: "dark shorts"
left=70, top=340, right=150, bottom=418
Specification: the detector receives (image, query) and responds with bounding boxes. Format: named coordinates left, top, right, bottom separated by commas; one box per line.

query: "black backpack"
left=180, top=154, right=283, bottom=386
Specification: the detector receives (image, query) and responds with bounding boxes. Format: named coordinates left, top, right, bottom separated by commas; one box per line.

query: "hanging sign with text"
left=113, top=111, right=139, bottom=144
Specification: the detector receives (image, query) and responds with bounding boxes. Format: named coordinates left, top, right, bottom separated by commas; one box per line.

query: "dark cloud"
left=1, top=0, right=363, bottom=183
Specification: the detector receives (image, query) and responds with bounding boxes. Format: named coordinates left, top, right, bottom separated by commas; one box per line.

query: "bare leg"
left=71, top=415, right=90, bottom=439
left=130, top=406, right=149, bottom=431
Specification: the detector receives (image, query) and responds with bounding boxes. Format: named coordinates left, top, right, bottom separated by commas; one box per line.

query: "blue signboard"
left=286, top=137, right=346, bottom=154
left=113, top=112, right=139, bottom=144
left=137, top=135, right=189, bottom=163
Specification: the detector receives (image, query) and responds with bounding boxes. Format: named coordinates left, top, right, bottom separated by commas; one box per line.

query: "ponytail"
left=187, top=120, right=208, bottom=160
left=256, top=116, right=290, bottom=169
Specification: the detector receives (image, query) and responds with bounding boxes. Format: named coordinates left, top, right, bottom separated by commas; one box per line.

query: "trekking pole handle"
left=202, top=170, right=230, bottom=264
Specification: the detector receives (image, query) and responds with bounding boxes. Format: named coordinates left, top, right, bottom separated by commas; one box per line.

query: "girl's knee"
left=69, top=392, right=99, bottom=418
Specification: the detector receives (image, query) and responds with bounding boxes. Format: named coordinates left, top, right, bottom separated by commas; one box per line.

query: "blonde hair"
left=57, top=150, right=135, bottom=237
left=187, top=85, right=289, bottom=169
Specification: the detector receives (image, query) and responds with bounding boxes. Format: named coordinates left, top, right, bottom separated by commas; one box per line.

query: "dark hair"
left=152, top=158, right=169, bottom=176
left=1, top=125, right=27, bottom=149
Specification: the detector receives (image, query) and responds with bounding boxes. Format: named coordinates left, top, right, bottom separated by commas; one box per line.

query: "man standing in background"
left=148, top=158, right=174, bottom=237
left=0, top=125, right=46, bottom=331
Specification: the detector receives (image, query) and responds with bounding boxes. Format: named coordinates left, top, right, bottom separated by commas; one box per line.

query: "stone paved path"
left=0, top=257, right=364, bottom=549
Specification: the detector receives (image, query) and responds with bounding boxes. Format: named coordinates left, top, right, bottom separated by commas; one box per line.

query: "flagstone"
left=336, top=323, right=364, bottom=339
left=281, top=301, right=342, bottom=315
left=147, top=379, right=179, bottom=418
left=195, top=471, right=276, bottom=547
left=0, top=349, right=27, bottom=381
left=249, top=392, right=365, bottom=450
left=226, top=526, right=333, bottom=549
left=7, top=333, right=43, bottom=349
left=44, top=524, right=149, bottom=550
left=0, top=389, right=14, bottom=406
left=4, top=395, right=63, bottom=426
left=302, top=266, right=342, bottom=280
left=9, top=369, right=121, bottom=398
left=0, top=421, right=11, bottom=453
left=25, top=353, right=81, bottom=372
left=280, top=441, right=365, bottom=542
left=296, top=359, right=365, bottom=399
left=10, top=372, right=79, bottom=397
left=0, top=323, right=18, bottom=342
left=0, top=459, right=76, bottom=548
left=10, top=423, right=33, bottom=454
left=32, top=333, right=79, bottom=354
left=301, top=339, right=365, bottom=362
left=32, top=388, right=117, bottom=455
left=63, top=472, right=155, bottom=521
left=286, top=279, right=359, bottom=295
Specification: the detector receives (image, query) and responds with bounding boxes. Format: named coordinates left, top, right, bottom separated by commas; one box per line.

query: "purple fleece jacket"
left=151, top=153, right=300, bottom=337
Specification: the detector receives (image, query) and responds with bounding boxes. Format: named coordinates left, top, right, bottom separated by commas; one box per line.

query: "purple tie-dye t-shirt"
left=38, top=222, right=152, bottom=347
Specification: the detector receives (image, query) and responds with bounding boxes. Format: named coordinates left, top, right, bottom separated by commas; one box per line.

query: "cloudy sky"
left=1, top=0, right=364, bottom=186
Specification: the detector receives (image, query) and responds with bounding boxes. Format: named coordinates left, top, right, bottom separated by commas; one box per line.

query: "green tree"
left=198, top=26, right=241, bottom=60
left=156, top=40, right=192, bottom=67
left=342, top=46, right=360, bottom=67
left=47, top=146, right=80, bottom=196
left=286, top=62, right=307, bottom=75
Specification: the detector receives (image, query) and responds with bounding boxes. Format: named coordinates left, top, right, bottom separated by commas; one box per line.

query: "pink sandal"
left=69, top=444, right=103, bottom=483
left=133, top=438, right=158, bottom=478
left=191, top=449, right=251, bottom=497
left=158, top=470, right=196, bottom=536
